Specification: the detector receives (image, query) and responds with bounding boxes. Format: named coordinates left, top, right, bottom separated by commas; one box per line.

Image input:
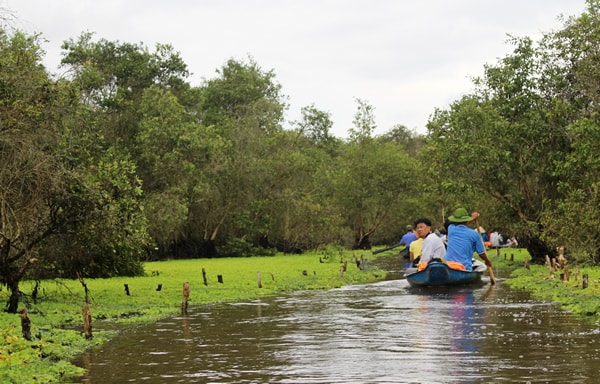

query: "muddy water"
left=73, top=264, right=600, bottom=383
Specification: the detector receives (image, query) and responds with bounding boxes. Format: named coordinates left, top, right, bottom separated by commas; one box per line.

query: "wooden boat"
left=404, top=259, right=487, bottom=287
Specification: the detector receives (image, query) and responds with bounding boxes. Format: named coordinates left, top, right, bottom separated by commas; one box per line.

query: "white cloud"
left=4, top=0, right=586, bottom=137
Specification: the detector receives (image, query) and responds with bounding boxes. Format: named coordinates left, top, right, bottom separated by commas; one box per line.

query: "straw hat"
left=448, top=207, right=473, bottom=223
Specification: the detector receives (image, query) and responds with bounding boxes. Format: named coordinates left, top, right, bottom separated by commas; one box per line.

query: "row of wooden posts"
left=20, top=257, right=366, bottom=343
left=18, top=267, right=286, bottom=342
left=494, top=247, right=589, bottom=289
left=543, top=253, right=589, bottom=288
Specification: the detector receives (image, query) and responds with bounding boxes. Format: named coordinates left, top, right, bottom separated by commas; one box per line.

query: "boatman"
left=444, top=207, right=493, bottom=271
left=399, top=225, right=416, bottom=246
left=413, top=218, right=446, bottom=271
left=398, top=225, right=417, bottom=259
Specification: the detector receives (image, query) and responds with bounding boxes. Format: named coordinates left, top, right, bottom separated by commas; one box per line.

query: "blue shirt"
left=444, top=224, right=485, bottom=271
left=399, top=232, right=417, bottom=246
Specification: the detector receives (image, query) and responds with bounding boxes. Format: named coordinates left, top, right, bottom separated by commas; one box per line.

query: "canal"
left=73, top=261, right=600, bottom=383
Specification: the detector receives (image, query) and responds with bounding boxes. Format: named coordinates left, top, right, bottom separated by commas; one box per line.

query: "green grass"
left=3, top=246, right=598, bottom=383
left=484, top=247, right=600, bottom=318
left=503, top=258, right=600, bottom=317
left=0, top=249, right=384, bottom=383
left=485, top=247, right=531, bottom=272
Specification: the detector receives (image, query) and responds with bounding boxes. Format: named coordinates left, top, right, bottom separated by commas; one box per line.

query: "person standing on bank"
left=444, top=208, right=493, bottom=271
left=414, top=218, right=446, bottom=270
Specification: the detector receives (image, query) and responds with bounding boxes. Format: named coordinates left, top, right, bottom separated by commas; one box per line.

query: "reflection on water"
left=73, top=276, right=600, bottom=383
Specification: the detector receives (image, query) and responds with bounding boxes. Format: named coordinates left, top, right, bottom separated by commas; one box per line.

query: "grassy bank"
left=501, top=257, right=600, bottom=317
left=2, top=246, right=598, bottom=383
left=486, top=247, right=600, bottom=317
left=0, top=248, right=384, bottom=383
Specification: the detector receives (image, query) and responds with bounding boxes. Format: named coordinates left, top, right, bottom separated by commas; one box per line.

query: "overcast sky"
left=5, top=0, right=587, bottom=138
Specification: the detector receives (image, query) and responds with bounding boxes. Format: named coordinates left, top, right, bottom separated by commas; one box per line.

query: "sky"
left=4, top=0, right=588, bottom=138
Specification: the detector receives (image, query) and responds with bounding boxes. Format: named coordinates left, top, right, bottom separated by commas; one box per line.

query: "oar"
left=372, top=243, right=402, bottom=255
left=475, top=218, right=496, bottom=285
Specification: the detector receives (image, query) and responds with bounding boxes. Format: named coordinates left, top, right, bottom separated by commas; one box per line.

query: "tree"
left=377, top=124, right=425, bottom=158
left=0, top=29, right=82, bottom=311
left=42, top=151, right=151, bottom=278
left=541, top=116, right=600, bottom=263
left=294, top=104, right=339, bottom=152
left=60, top=34, right=211, bottom=259
left=158, top=57, right=289, bottom=257
left=334, top=100, right=420, bottom=249
left=538, top=1, right=600, bottom=261
left=136, top=85, right=224, bottom=257
left=200, top=57, right=285, bottom=131
left=348, top=98, right=376, bottom=143
left=60, top=32, right=191, bottom=149
left=427, top=34, right=574, bottom=262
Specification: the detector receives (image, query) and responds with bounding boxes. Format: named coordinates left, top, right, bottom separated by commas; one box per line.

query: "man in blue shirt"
left=444, top=208, right=493, bottom=271
left=399, top=225, right=417, bottom=247
left=398, top=225, right=417, bottom=259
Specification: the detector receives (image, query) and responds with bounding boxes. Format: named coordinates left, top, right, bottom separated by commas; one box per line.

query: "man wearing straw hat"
left=444, top=207, right=493, bottom=271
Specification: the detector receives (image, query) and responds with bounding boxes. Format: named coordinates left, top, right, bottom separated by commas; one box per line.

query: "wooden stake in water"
left=182, top=282, right=190, bottom=311
left=20, top=308, right=33, bottom=341
left=83, top=303, right=93, bottom=340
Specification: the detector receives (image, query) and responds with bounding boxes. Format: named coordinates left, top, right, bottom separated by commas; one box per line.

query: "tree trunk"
left=4, top=257, right=37, bottom=314
left=20, top=308, right=33, bottom=341
left=201, top=239, right=217, bottom=258
left=352, top=234, right=371, bottom=250
left=7, top=280, right=20, bottom=314
left=522, top=234, right=554, bottom=263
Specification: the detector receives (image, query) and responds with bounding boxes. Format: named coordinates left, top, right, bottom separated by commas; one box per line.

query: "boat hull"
left=405, top=261, right=484, bottom=287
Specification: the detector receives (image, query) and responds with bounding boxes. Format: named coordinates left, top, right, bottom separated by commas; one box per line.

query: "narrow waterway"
left=73, top=262, right=600, bottom=383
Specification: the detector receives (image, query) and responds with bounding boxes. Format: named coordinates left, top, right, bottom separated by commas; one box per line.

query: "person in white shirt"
left=414, top=218, right=446, bottom=268
left=490, top=230, right=503, bottom=248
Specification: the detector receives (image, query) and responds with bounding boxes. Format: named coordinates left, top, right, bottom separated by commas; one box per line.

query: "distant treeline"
left=2, top=2, right=600, bottom=292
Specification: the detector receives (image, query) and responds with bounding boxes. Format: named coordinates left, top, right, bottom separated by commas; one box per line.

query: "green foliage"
left=506, top=262, right=600, bottom=317
left=0, top=318, right=102, bottom=383
left=9, top=5, right=600, bottom=377
left=333, top=127, right=421, bottom=248
left=218, top=237, right=276, bottom=257
left=348, top=98, right=377, bottom=142
left=316, top=244, right=346, bottom=263
left=199, top=57, right=285, bottom=133
left=0, top=27, right=94, bottom=311
left=425, top=6, right=600, bottom=261
left=294, top=104, right=338, bottom=151
left=135, top=85, right=225, bottom=251
left=6, top=0, right=600, bottom=319
left=37, top=149, right=150, bottom=278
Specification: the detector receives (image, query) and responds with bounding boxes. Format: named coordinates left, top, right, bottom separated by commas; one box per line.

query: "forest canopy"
left=2, top=0, right=600, bottom=312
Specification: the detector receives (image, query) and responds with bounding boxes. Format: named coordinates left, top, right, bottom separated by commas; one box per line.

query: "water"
left=73, top=268, right=600, bottom=383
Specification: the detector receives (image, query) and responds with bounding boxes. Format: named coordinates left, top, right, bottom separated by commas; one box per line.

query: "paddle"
left=372, top=243, right=402, bottom=255
left=475, top=217, right=496, bottom=285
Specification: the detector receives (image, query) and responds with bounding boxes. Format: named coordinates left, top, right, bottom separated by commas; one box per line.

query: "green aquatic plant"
left=0, top=250, right=383, bottom=382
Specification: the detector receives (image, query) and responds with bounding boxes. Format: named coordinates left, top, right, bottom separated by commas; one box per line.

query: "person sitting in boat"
left=414, top=218, right=446, bottom=271
left=437, top=227, right=448, bottom=246
left=444, top=207, right=493, bottom=271
left=399, top=225, right=416, bottom=246
left=398, top=225, right=417, bottom=258
left=409, top=236, right=423, bottom=265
